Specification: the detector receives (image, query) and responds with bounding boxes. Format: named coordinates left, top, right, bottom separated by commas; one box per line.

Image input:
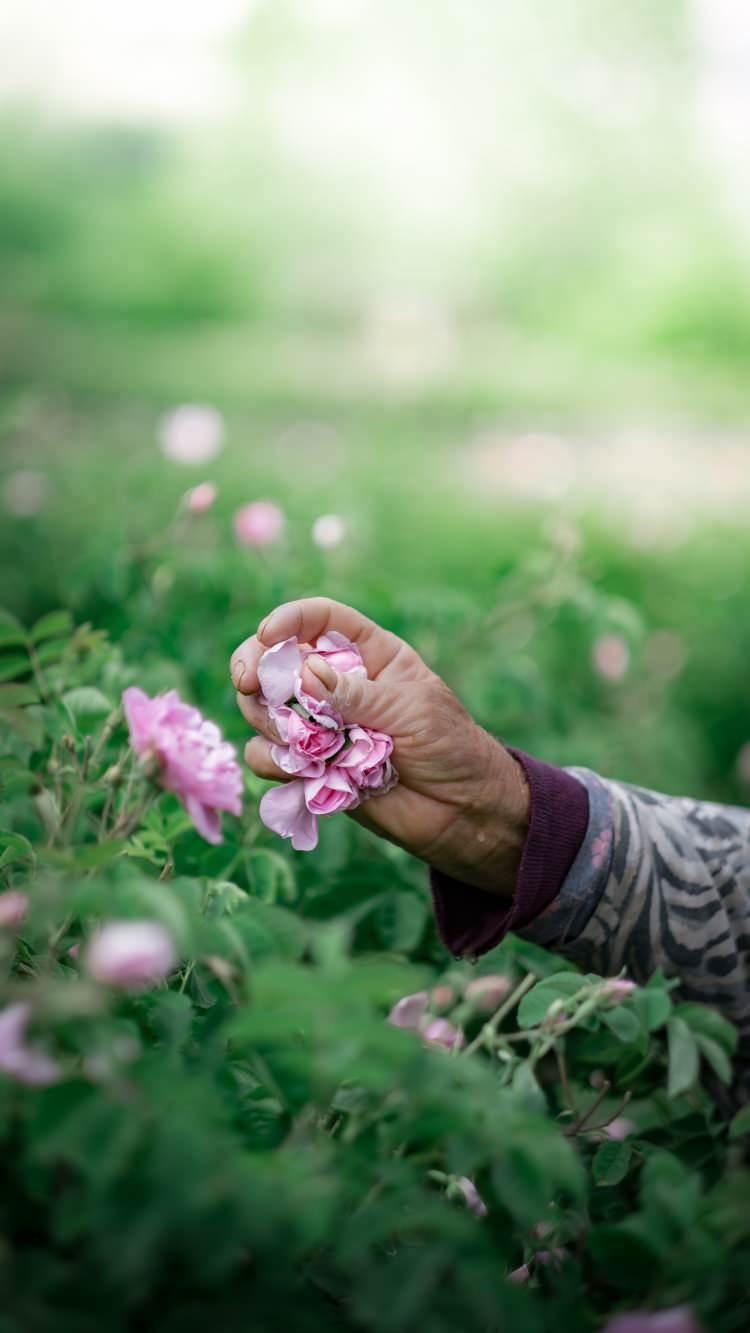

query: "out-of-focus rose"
left=122, top=687, right=243, bottom=845
left=312, top=513, right=346, bottom=549
left=431, top=984, right=455, bottom=1011
left=592, top=633, right=630, bottom=682
left=387, top=991, right=429, bottom=1031
left=86, top=920, right=177, bottom=991
left=423, top=1018, right=465, bottom=1052
left=304, top=767, right=359, bottom=817
left=456, top=1177, right=488, bottom=1218
left=602, top=978, right=637, bottom=1002
left=0, top=1002, right=61, bottom=1087
left=159, top=404, right=224, bottom=464
left=185, top=481, right=217, bottom=513
left=601, top=1308, right=703, bottom=1333
left=465, top=974, right=512, bottom=1013
left=334, top=725, right=394, bottom=790
left=508, top=1264, right=530, bottom=1284
left=259, top=780, right=319, bottom=852
left=234, top=500, right=285, bottom=548
left=0, top=890, right=29, bottom=930
left=605, top=1117, right=636, bottom=1141
left=3, top=470, right=49, bottom=518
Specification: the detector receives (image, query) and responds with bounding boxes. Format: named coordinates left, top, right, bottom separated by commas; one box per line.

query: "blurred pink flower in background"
left=185, top=481, right=217, bottom=513
left=0, top=1002, right=61, bottom=1086
left=3, top=470, right=50, bottom=518
left=602, top=977, right=637, bottom=1002
left=312, top=513, right=347, bottom=548
left=387, top=991, right=429, bottom=1030
left=605, top=1117, right=636, bottom=1141
left=122, top=686, right=243, bottom=844
left=457, top=1177, right=488, bottom=1218
left=86, top=920, right=177, bottom=990
left=508, top=1264, right=530, bottom=1284
left=234, top=500, right=285, bottom=548
left=158, top=404, right=225, bottom=464
left=0, top=890, right=29, bottom=930
left=465, top=974, right=511, bottom=1012
left=601, top=1308, right=703, bottom=1333
left=423, top=1017, right=465, bottom=1051
left=593, top=633, right=630, bottom=682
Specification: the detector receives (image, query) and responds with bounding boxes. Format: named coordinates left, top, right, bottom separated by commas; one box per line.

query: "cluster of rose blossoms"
left=256, top=632, right=397, bottom=852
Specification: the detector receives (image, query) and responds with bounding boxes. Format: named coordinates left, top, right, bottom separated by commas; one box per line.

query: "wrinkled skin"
left=230, top=598, right=529, bottom=895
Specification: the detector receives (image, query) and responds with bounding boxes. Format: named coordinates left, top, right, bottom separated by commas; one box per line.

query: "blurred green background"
left=2, top=0, right=750, bottom=809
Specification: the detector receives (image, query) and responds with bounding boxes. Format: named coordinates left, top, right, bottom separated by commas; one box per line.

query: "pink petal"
left=185, top=796, right=223, bottom=845
left=260, top=781, right=319, bottom=851
left=387, top=991, right=429, bottom=1030
left=257, top=638, right=303, bottom=708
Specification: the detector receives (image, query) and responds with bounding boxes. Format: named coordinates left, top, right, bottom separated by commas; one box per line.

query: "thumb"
left=303, top=655, right=394, bottom=731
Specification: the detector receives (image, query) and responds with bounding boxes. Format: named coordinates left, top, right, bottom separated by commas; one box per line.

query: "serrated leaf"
left=31, top=609, right=74, bottom=643
left=729, top=1105, right=750, bottom=1139
left=592, top=1139, right=633, bottom=1186
left=62, top=687, right=112, bottom=723
left=667, top=1016, right=699, bottom=1097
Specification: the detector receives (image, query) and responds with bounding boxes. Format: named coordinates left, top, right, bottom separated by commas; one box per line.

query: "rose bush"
left=0, top=605, right=748, bottom=1332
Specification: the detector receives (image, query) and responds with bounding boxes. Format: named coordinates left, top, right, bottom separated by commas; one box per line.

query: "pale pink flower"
left=0, top=1002, right=61, bottom=1087
left=387, top=991, right=429, bottom=1031
left=602, top=1309, right=703, bottom=1333
left=602, top=978, right=637, bottom=1002
left=593, top=633, right=630, bottom=682
left=312, top=514, right=346, bottom=549
left=122, top=687, right=243, bottom=844
left=185, top=481, right=217, bottom=513
left=0, top=890, right=29, bottom=930
left=465, top=974, right=511, bottom=1013
left=431, top=984, right=455, bottom=1010
left=304, top=767, right=359, bottom=817
left=508, top=1264, right=530, bottom=1284
left=159, top=404, right=224, bottom=464
left=423, top=1018, right=465, bottom=1051
left=270, top=708, right=345, bottom=777
left=334, top=725, right=394, bottom=790
left=234, top=500, right=285, bottom=548
left=257, top=637, right=341, bottom=728
left=259, top=780, right=319, bottom=851
left=457, top=1177, right=488, bottom=1218
left=605, top=1117, right=636, bottom=1141
left=86, top=920, right=177, bottom=990
left=312, top=631, right=365, bottom=677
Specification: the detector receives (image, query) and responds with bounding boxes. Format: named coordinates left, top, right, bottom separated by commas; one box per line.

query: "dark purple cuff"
left=430, top=748, right=589, bottom=959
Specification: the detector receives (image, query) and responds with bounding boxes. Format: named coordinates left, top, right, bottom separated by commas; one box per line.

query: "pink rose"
left=122, top=687, right=243, bottom=845
left=312, top=631, right=366, bottom=677
left=457, top=1177, right=488, bottom=1218
left=0, top=890, right=29, bottom=930
left=464, top=974, right=511, bottom=1013
left=257, top=637, right=342, bottom=728
left=0, top=1002, right=61, bottom=1087
left=605, top=1117, right=636, bottom=1141
left=234, top=500, right=285, bottom=548
left=423, top=1018, right=465, bottom=1052
left=387, top=991, right=430, bottom=1031
left=185, top=481, right=217, bottom=513
left=86, top=920, right=177, bottom=990
left=304, top=767, right=359, bottom=817
left=270, top=709, right=345, bottom=779
left=334, top=725, right=394, bottom=789
left=259, top=779, right=319, bottom=851
left=508, top=1264, right=530, bottom=1284
left=602, top=978, right=637, bottom=1002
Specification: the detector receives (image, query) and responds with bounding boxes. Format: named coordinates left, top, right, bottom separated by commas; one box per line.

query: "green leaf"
left=0, top=683, right=38, bottom=707
left=0, top=608, right=26, bottom=647
left=0, top=706, right=44, bottom=748
left=31, top=609, right=74, bottom=643
left=373, top=891, right=428, bottom=953
left=729, top=1105, right=750, bottom=1139
left=592, top=1139, right=633, bottom=1186
left=0, top=654, right=30, bottom=682
left=674, top=1002, right=738, bottom=1056
left=517, top=973, right=584, bottom=1027
left=694, top=1033, right=732, bottom=1085
left=62, top=686, right=113, bottom=723
left=667, top=1016, right=699, bottom=1097
left=601, top=1005, right=641, bottom=1044
left=35, top=638, right=68, bottom=666
left=0, top=831, right=35, bottom=867
left=631, top=986, right=672, bottom=1032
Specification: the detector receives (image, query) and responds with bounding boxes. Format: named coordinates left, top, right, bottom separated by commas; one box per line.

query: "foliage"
left=1, top=609, right=749, bottom=1333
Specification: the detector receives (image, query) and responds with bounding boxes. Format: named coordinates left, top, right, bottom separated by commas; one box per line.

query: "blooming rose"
left=257, top=637, right=341, bottom=728
left=304, top=767, right=359, bottom=817
left=0, top=890, right=29, bottom=930
left=86, top=921, right=177, bottom=990
left=270, top=708, right=345, bottom=777
left=0, top=1002, right=61, bottom=1087
left=334, top=725, right=394, bottom=790
left=234, top=500, right=285, bottom=548
left=122, top=687, right=243, bottom=844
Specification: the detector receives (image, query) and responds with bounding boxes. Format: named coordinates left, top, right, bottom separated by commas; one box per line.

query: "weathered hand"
left=230, top=598, right=529, bottom=896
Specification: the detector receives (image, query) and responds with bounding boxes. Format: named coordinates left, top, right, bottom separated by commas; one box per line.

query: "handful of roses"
left=256, top=632, right=397, bottom=850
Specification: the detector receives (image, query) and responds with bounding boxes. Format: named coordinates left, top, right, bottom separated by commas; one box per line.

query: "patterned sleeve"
left=524, top=768, right=750, bottom=1081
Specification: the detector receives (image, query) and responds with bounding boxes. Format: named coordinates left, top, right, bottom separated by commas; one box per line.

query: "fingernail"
left=231, top=658, right=245, bottom=688
left=307, top=654, right=337, bottom=692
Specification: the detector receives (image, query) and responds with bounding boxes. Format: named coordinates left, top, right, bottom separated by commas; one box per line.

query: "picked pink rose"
left=122, top=687, right=243, bottom=845
left=334, top=725, right=395, bottom=791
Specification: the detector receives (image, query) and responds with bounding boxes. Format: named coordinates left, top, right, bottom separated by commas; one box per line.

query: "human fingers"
left=229, top=634, right=264, bottom=694
left=258, top=597, right=402, bottom=678
left=243, top=736, right=291, bottom=782
left=235, top=691, right=283, bottom=741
